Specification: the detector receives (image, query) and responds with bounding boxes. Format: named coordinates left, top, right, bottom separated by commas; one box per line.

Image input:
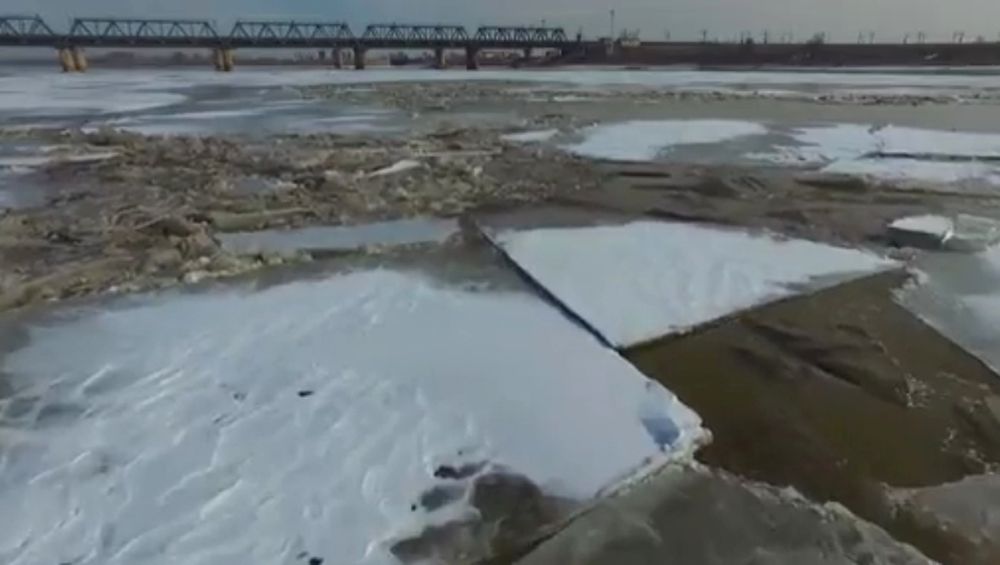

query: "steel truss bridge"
left=0, top=15, right=573, bottom=50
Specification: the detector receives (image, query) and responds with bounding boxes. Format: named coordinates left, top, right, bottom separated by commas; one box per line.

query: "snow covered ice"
left=0, top=267, right=704, bottom=565
left=495, top=221, right=895, bottom=348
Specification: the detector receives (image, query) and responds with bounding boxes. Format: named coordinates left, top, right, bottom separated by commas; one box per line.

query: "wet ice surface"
left=0, top=265, right=703, bottom=565
left=0, top=68, right=404, bottom=135
left=495, top=221, right=894, bottom=347
left=218, top=218, right=458, bottom=255
left=567, top=119, right=767, bottom=161
left=0, top=140, right=115, bottom=209
left=88, top=102, right=399, bottom=137
left=898, top=245, right=1000, bottom=374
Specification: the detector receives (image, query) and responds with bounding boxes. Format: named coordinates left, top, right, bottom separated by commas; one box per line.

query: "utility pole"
left=609, top=9, right=615, bottom=39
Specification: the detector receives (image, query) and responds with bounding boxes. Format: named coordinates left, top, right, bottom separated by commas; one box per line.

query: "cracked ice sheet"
left=821, top=158, right=1000, bottom=188
left=0, top=268, right=703, bottom=565
left=751, top=124, right=1000, bottom=164
left=495, top=221, right=895, bottom=348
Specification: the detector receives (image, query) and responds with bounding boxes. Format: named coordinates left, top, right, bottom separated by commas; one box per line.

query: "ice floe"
left=0, top=267, right=703, bottom=565
left=495, top=220, right=894, bottom=347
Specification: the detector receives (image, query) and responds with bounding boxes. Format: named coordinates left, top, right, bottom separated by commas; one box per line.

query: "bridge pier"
left=58, top=48, right=76, bottom=72
left=71, top=47, right=87, bottom=72
left=353, top=46, right=366, bottom=70
left=523, top=47, right=533, bottom=60
left=434, top=47, right=446, bottom=69
left=213, top=48, right=235, bottom=72
left=465, top=46, right=479, bottom=70
left=57, top=47, right=87, bottom=73
left=332, top=48, right=343, bottom=69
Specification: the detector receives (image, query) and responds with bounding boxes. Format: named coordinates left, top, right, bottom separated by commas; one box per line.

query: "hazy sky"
left=10, top=0, right=1000, bottom=42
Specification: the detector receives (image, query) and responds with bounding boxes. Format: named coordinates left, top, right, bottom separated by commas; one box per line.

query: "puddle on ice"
left=0, top=256, right=703, bottom=565
left=218, top=217, right=459, bottom=255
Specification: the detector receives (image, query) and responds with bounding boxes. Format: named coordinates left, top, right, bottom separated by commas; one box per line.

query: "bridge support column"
left=434, top=48, right=447, bottom=69
left=58, top=48, right=77, bottom=72
left=332, top=48, right=343, bottom=69
left=71, top=47, right=88, bottom=72
left=213, top=48, right=235, bottom=72
left=465, top=46, right=479, bottom=70
left=523, top=47, right=533, bottom=60
left=353, top=47, right=366, bottom=70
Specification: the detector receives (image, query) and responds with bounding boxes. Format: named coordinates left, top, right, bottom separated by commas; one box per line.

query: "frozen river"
left=4, top=63, right=1000, bottom=564
left=4, top=64, right=1000, bottom=133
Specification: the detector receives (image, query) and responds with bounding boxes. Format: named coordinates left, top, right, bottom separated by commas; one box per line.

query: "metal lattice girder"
left=68, top=18, right=219, bottom=43
left=229, top=20, right=354, bottom=44
left=362, top=23, right=469, bottom=43
left=0, top=14, right=55, bottom=40
left=474, top=26, right=568, bottom=44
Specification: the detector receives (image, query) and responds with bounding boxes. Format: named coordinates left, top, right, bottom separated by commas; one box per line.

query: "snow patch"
left=496, top=221, right=894, bottom=347
left=567, top=120, right=767, bottom=161
left=0, top=268, right=703, bottom=565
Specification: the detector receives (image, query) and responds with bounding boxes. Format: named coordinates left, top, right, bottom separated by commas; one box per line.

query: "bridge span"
left=0, top=15, right=579, bottom=72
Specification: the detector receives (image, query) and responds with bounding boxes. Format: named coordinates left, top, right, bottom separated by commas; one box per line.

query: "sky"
left=8, top=0, right=1000, bottom=42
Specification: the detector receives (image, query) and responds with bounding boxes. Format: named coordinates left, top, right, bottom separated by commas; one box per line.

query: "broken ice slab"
left=494, top=220, right=895, bottom=348
left=887, top=214, right=1000, bottom=252
left=947, top=214, right=1000, bottom=252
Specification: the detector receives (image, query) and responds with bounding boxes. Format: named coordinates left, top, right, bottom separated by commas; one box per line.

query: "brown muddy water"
left=625, top=270, right=1000, bottom=564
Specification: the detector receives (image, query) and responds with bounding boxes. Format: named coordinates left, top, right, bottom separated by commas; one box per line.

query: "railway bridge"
left=0, top=15, right=579, bottom=71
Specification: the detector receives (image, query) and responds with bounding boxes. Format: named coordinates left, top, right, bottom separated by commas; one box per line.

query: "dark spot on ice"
left=410, top=503, right=417, bottom=512
left=297, top=390, right=314, bottom=398
left=308, top=558, right=324, bottom=565
left=419, top=484, right=464, bottom=511
left=640, top=415, right=680, bottom=450
left=433, top=461, right=485, bottom=480
left=296, top=551, right=308, bottom=560
left=232, top=392, right=246, bottom=401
